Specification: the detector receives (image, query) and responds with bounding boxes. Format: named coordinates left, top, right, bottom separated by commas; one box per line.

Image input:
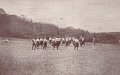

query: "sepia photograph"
left=0, top=0, right=120, bottom=75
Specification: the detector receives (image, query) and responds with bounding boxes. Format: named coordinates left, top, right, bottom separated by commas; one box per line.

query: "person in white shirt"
left=80, top=35, right=86, bottom=47
left=62, top=38, right=65, bottom=44
left=55, top=36, right=61, bottom=49
left=73, top=38, right=79, bottom=50
left=52, top=38, right=55, bottom=42
left=36, top=38, right=40, bottom=49
left=74, top=38, right=79, bottom=43
left=92, top=36, right=96, bottom=45
left=81, top=37, right=85, bottom=42
left=52, top=37, right=56, bottom=49
left=43, top=38, right=48, bottom=49
left=43, top=38, right=47, bottom=42
left=55, top=37, right=60, bottom=42
left=49, top=36, right=52, bottom=44
left=65, top=38, right=68, bottom=42
left=36, top=38, right=39, bottom=42
left=40, top=38, right=43, bottom=41
left=62, top=38, right=65, bottom=41
left=72, top=37, right=75, bottom=42
left=65, top=38, right=69, bottom=46
left=68, top=37, right=72, bottom=41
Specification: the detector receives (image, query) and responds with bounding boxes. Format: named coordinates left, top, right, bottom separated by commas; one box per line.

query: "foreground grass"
left=0, top=39, right=120, bottom=75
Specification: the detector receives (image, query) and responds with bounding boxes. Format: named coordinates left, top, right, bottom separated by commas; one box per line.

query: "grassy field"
left=0, top=38, right=120, bottom=75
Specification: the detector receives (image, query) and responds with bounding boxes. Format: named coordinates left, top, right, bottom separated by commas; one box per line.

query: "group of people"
left=32, top=35, right=96, bottom=50
left=32, top=36, right=63, bottom=50
left=32, top=37, right=48, bottom=50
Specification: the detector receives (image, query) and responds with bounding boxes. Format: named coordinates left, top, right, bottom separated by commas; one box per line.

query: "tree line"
left=0, top=8, right=119, bottom=44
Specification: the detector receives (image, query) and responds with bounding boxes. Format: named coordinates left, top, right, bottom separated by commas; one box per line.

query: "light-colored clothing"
left=36, top=39, right=39, bottom=42
left=81, top=37, right=85, bottom=41
left=40, top=38, right=43, bottom=41
left=93, top=38, right=95, bottom=41
left=66, top=38, right=68, bottom=41
left=43, top=39, right=47, bottom=42
left=49, top=38, right=52, bottom=40
left=55, top=38, right=60, bottom=41
left=68, top=37, right=71, bottom=40
left=62, top=38, right=65, bottom=41
left=52, top=38, right=55, bottom=42
left=32, top=38, right=36, bottom=43
left=72, top=38, right=75, bottom=41
left=74, top=39, right=79, bottom=42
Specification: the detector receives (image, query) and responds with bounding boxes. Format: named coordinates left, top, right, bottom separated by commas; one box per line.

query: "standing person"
left=68, top=37, right=72, bottom=43
left=93, top=36, right=96, bottom=45
left=36, top=38, right=40, bottom=49
left=80, top=35, right=86, bottom=47
left=72, top=37, right=75, bottom=42
left=32, top=38, right=36, bottom=50
left=43, top=37, right=48, bottom=50
left=73, top=38, right=79, bottom=50
left=52, top=37, right=56, bottom=49
left=62, top=37, right=65, bottom=45
left=65, top=37, right=69, bottom=46
left=39, top=37, right=43, bottom=47
left=49, top=36, right=52, bottom=44
left=55, top=36, right=61, bottom=50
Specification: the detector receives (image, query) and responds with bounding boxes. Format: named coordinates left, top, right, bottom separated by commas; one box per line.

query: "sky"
left=0, top=0, right=120, bottom=32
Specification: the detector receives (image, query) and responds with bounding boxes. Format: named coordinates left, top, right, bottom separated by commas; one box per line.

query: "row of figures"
left=32, top=36, right=96, bottom=50
left=32, top=37, right=48, bottom=50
